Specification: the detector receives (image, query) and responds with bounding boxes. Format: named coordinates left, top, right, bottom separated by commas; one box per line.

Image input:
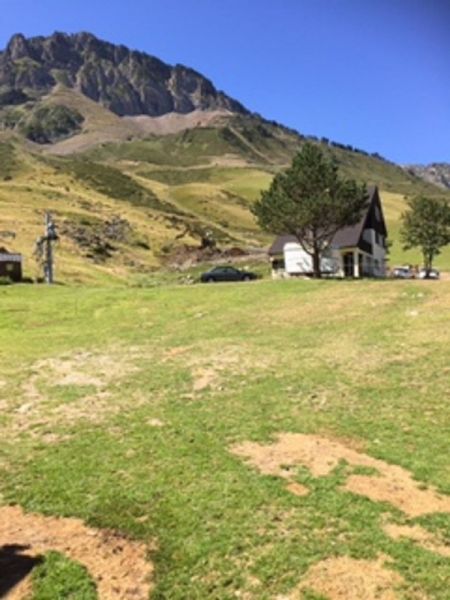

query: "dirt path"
left=0, top=505, right=153, bottom=599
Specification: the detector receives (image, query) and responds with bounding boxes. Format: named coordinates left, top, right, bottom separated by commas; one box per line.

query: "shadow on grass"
left=0, top=544, right=42, bottom=596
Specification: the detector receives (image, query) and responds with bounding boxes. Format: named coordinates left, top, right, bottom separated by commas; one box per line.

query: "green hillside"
left=1, top=112, right=449, bottom=283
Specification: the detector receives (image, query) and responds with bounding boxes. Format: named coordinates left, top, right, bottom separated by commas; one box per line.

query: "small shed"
left=0, top=247, right=23, bottom=282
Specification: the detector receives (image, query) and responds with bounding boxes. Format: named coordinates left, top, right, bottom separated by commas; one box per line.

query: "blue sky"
left=0, top=0, right=448, bottom=164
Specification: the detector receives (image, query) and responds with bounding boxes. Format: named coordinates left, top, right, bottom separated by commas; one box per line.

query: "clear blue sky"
left=0, top=0, right=448, bottom=164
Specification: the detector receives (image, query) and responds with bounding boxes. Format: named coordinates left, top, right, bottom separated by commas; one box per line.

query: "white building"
left=268, top=186, right=388, bottom=278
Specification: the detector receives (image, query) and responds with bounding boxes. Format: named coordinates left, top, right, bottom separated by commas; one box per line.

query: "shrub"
left=19, top=104, right=84, bottom=144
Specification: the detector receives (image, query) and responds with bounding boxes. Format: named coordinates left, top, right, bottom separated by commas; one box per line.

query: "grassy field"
left=1, top=279, right=450, bottom=598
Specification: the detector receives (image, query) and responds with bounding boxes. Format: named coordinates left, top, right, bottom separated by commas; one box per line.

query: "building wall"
left=271, top=238, right=386, bottom=279
left=0, top=257, right=23, bottom=282
left=365, top=227, right=387, bottom=276
left=283, top=243, right=340, bottom=275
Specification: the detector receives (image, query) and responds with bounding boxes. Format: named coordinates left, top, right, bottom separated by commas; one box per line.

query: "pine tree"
left=252, top=143, right=368, bottom=278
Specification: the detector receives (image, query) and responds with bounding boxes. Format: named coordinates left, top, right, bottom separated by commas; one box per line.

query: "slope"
left=2, top=114, right=450, bottom=284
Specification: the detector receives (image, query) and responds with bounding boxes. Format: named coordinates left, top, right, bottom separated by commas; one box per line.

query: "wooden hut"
left=0, top=247, right=23, bottom=282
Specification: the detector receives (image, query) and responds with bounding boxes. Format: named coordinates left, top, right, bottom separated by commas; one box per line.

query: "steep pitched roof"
left=268, top=186, right=385, bottom=255
left=331, top=186, right=386, bottom=248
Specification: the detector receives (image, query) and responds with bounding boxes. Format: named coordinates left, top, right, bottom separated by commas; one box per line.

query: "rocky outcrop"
left=0, top=31, right=248, bottom=117
left=405, top=163, right=450, bottom=190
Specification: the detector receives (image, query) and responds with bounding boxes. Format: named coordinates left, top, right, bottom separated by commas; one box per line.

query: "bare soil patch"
left=8, top=347, right=147, bottom=436
left=192, top=368, right=218, bottom=392
left=285, top=482, right=309, bottom=497
left=164, top=342, right=272, bottom=394
left=6, top=576, right=33, bottom=600
left=147, top=418, right=164, bottom=428
left=188, top=343, right=272, bottom=394
left=232, top=433, right=450, bottom=517
left=383, top=521, right=450, bottom=557
left=280, top=556, right=404, bottom=600
left=163, top=346, right=192, bottom=360
left=0, top=505, right=153, bottom=599
left=122, top=109, right=231, bottom=136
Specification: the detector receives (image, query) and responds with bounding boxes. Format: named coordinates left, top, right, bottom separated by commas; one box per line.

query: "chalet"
left=268, top=186, right=388, bottom=278
left=0, top=247, right=23, bottom=282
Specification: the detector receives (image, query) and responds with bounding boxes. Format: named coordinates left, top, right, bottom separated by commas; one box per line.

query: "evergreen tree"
left=401, top=196, right=450, bottom=276
left=252, top=143, right=369, bottom=277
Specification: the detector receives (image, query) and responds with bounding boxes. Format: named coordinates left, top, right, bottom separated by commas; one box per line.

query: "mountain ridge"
left=0, top=31, right=248, bottom=118
left=404, top=163, right=450, bottom=190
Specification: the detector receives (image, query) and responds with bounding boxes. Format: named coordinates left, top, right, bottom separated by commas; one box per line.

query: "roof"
left=331, top=186, right=378, bottom=248
left=268, top=186, right=386, bottom=255
left=0, top=246, right=23, bottom=261
left=268, top=234, right=298, bottom=255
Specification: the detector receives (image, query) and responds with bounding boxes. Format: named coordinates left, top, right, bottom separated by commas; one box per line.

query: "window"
left=362, top=228, right=372, bottom=243
left=272, top=258, right=285, bottom=271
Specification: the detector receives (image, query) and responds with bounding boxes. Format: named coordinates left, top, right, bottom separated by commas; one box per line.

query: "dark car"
left=200, top=266, right=258, bottom=283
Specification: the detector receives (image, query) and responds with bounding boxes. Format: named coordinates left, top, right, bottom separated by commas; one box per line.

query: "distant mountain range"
left=405, top=163, right=450, bottom=190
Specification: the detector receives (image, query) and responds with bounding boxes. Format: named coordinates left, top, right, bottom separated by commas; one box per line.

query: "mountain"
left=0, top=32, right=247, bottom=118
left=404, top=163, right=450, bottom=190
left=0, top=32, right=449, bottom=283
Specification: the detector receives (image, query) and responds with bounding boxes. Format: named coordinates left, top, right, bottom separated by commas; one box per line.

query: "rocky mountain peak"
left=0, top=31, right=248, bottom=118
left=405, top=163, right=450, bottom=190
left=6, top=33, right=30, bottom=60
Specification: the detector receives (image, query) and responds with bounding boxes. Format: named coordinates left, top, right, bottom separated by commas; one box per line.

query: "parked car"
left=200, top=266, right=258, bottom=283
left=418, top=268, right=440, bottom=280
left=392, top=266, right=415, bottom=279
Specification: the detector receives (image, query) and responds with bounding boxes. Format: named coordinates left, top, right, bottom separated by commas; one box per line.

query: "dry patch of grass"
left=383, top=521, right=450, bottom=558
left=285, top=482, right=309, bottom=497
left=164, top=342, right=273, bottom=394
left=232, top=433, right=450, bottom=517
left=6, top=346, right=148, bottom=437
left=0, top=505, right=153, bottom=599
left=279, top=555, right=404, bottom=600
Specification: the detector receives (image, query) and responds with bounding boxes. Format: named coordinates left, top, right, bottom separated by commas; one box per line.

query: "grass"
left=1, top=279, right=450, bottom=598
left=31, top=552, right=97, bottom=599
left=47, top=157, right=171, bottom=212
left=85, top=126, right=263, bottom=167
left=0, top=140, right=19, bottom=179
left=326, top=145, right=445, bottom=198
